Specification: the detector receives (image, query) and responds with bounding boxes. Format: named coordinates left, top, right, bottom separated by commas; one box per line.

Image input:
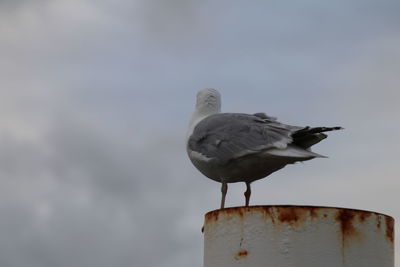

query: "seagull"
left=186, top=88, right=342, bottom=209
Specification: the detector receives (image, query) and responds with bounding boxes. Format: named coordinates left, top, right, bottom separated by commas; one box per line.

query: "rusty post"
left=203, top=206, right=394, bottom=267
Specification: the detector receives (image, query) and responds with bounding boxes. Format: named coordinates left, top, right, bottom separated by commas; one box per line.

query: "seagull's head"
left=187, top=88, right=222, bottom=140
left=196, top=88, right=221, bottom=114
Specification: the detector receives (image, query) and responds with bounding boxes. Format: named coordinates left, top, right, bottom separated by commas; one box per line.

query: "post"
left=203, top=206, right=394, bottom=267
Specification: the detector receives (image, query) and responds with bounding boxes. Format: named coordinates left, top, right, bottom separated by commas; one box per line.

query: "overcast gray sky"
left=1, top=0, right=399, bottom=266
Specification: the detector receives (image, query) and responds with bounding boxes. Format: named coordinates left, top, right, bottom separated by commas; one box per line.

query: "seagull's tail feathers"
left=293, top=126, right=343, bottom=137
left=292, top=126, right=343, bottom=148
left=266, top=145, right=327, bottom=160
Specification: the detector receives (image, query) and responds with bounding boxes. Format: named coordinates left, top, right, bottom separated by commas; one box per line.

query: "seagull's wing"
left=253, top=112, right=277, bottom=121
left=188, top=113, right=306, bottom=164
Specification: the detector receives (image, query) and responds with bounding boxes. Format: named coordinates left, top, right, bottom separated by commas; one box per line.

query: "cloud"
left=0, top=0, right=399, bottom=266
left=0, top=103, right=206, bottom=266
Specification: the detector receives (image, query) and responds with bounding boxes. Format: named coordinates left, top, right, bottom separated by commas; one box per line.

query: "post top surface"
left=205, top=205, right=393, bottom=220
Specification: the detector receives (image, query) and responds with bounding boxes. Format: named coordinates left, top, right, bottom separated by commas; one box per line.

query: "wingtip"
left=311, top=151, right=328, bottom=158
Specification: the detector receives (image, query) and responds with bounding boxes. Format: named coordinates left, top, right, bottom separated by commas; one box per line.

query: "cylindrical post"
left=203, top=206, right=394, bottom=267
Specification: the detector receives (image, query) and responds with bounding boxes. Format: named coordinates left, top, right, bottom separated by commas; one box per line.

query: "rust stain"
left=385, top=216, right=394, bottom=243
left=309, top=208, right=319, bottom=219
left=335, top=209, right=358, bottom=238
left=236, top=207, right=245, bottom=218
left=257, top=206, right=275, bottom=223
left=335, top=209, right=358, bottom=262
left=234, top=249, right=248, bottom=260
left=259, top=206, right=272, bottom=215
left=376, top=216, right=382, bottom=229
left=274, top=206, right=331, bottom=224
left=205, top=210, right=219, bottom=223
left=223, top=207, right=245, bottom=218
left=205, top=206, right=394, bottom=245
left=277, top=206, right=308, bottom=225
left=205, top=207, right=247, bottom=224
left=205, top=206, right=363, bottom=226
left=359, top=212, right=371, bottom=222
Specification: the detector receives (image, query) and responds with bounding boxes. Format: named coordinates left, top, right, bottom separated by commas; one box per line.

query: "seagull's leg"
left=244, top=182, right=251, bottom=207
left=220, top=182, right=228, bottom=209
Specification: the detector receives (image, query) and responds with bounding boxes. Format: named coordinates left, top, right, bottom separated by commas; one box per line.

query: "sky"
left=0, top=0, right=399, bottom=266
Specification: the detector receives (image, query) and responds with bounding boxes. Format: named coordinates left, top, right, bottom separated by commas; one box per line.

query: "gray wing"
left=253, top=112, right=277, bottom=121
left=188, top=113, right=301, bottom=163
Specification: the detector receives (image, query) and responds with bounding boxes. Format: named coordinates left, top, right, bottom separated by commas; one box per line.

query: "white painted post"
left=203, top=206, right=394, bottom=267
